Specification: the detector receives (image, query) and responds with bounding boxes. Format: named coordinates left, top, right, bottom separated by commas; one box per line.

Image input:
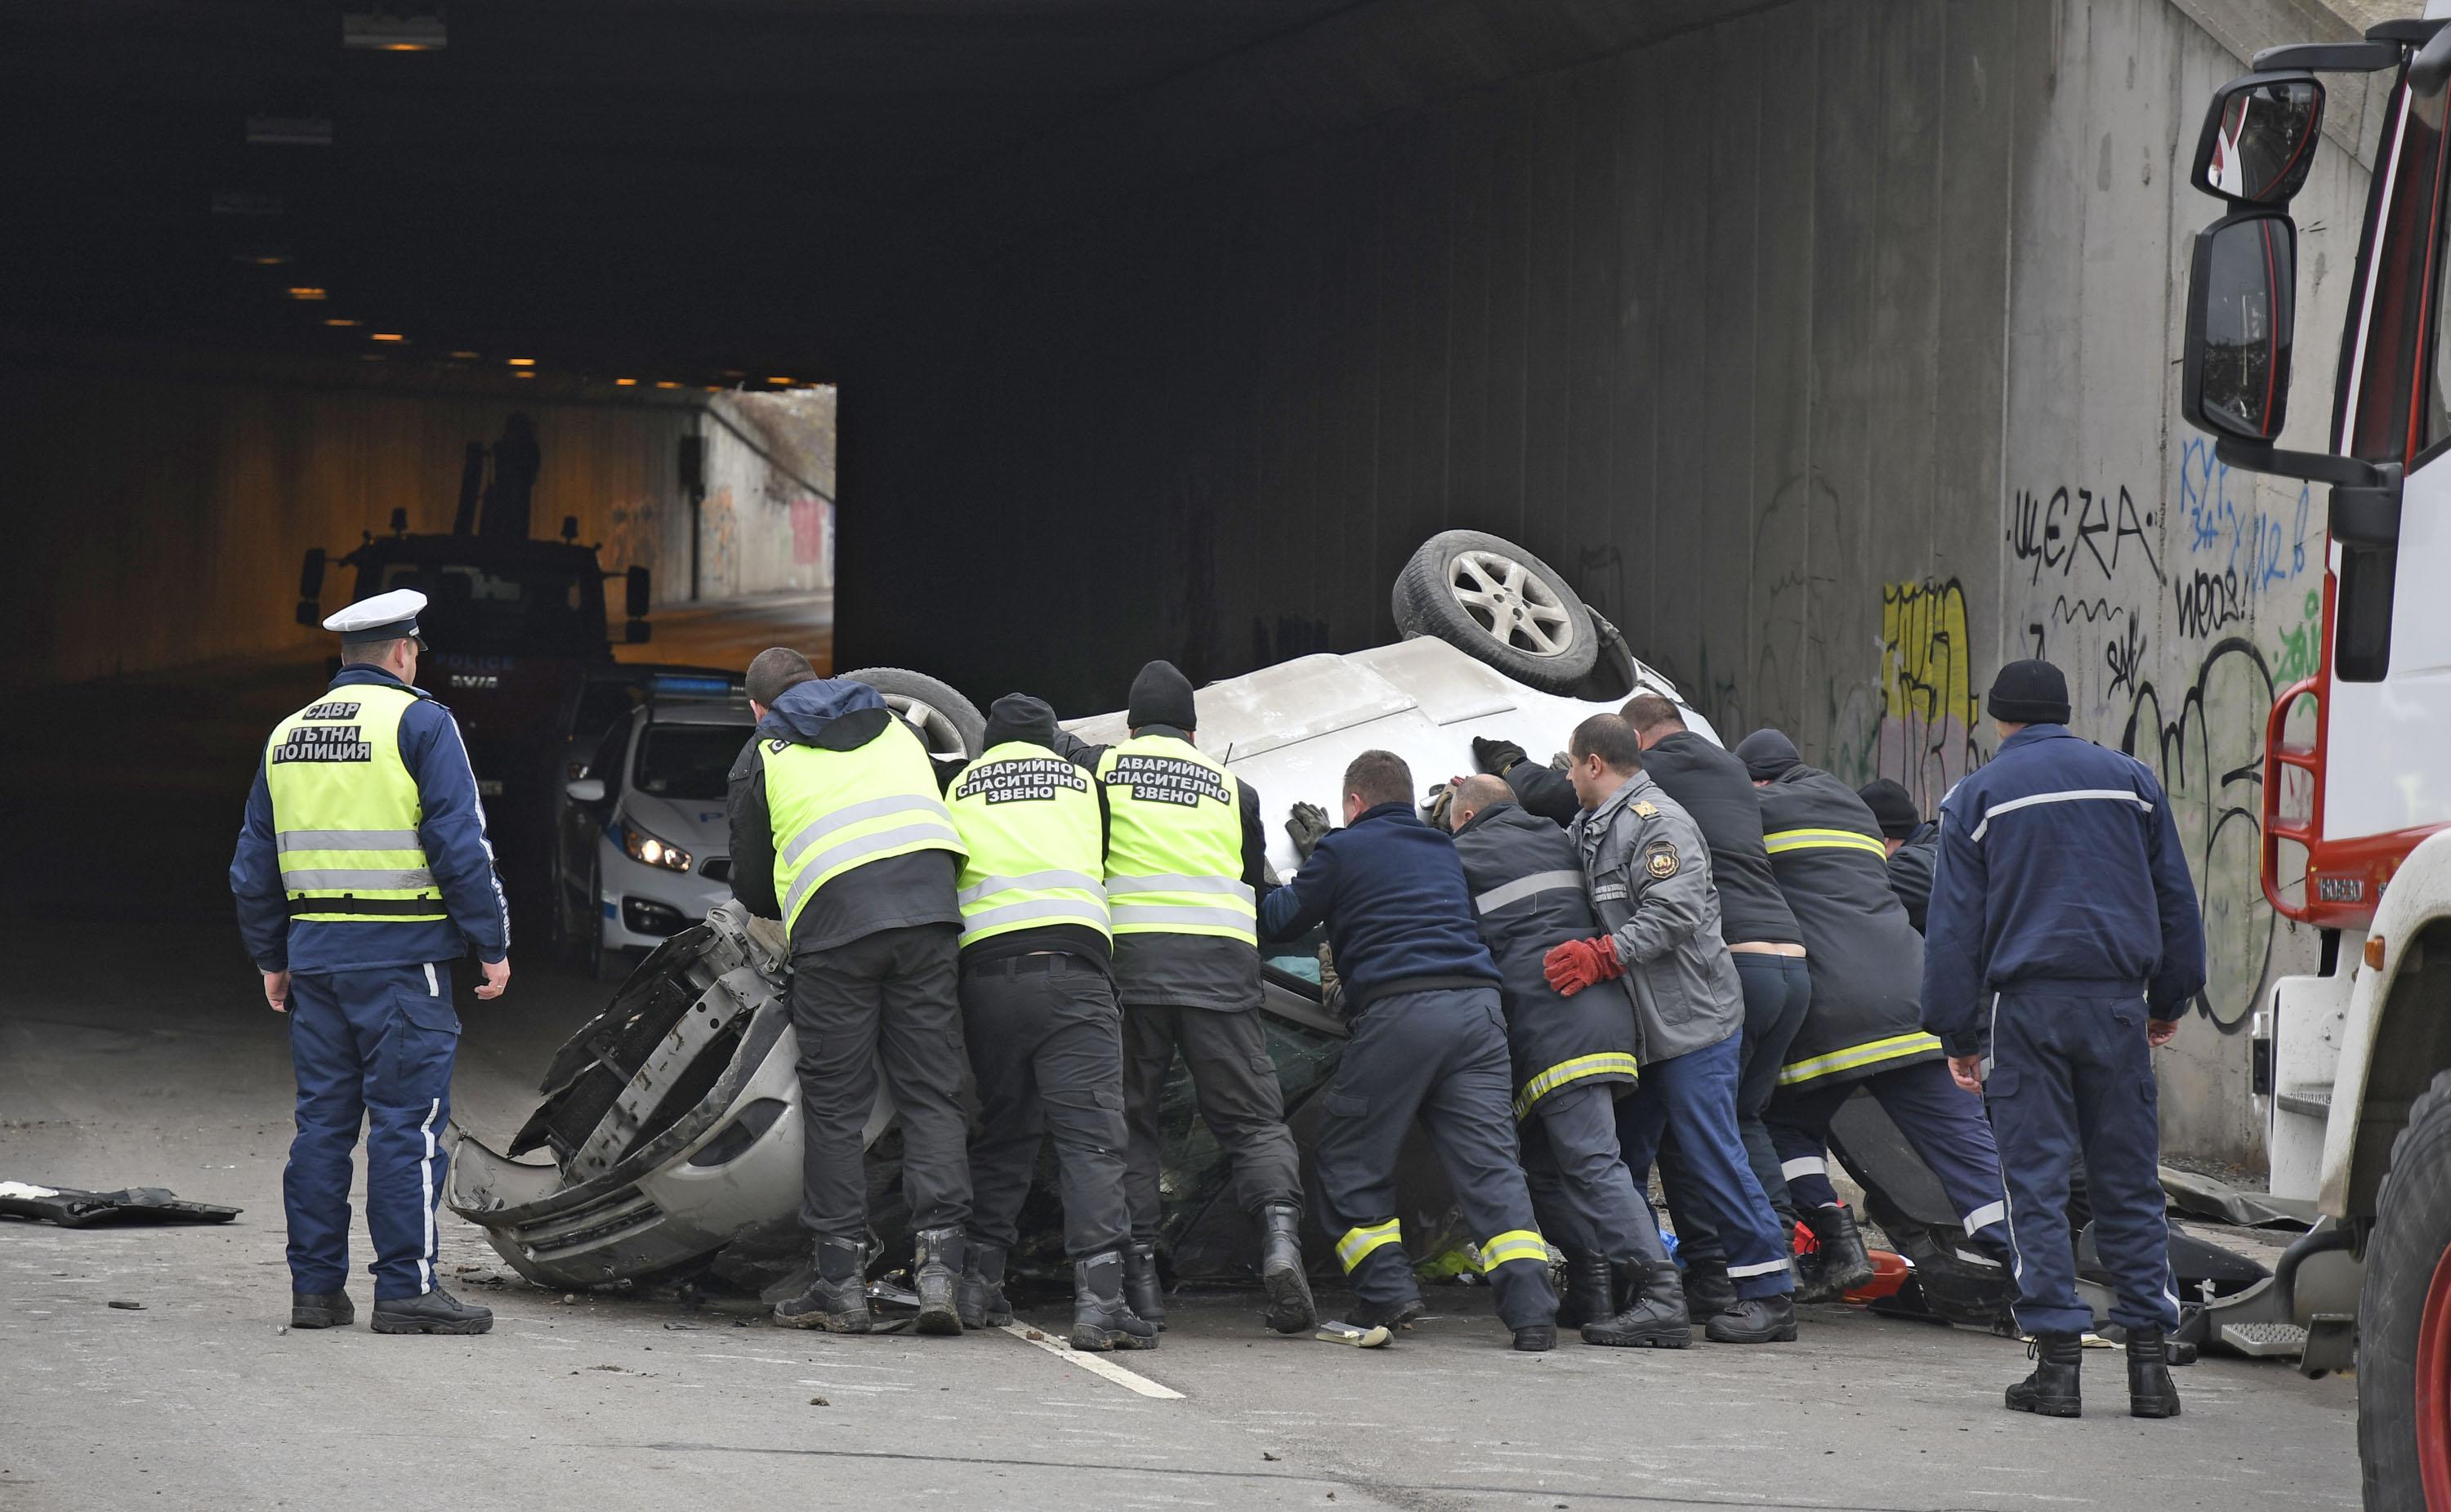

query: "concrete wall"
left=0, top=356, right=832, bottom=685
left=846, top=0, right=2377, bottom=1162
left=699, top=390, right=837, bottom=599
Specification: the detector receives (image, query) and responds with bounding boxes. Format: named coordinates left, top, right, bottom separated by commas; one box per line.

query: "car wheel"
left=2359, top=1068, right=2451, bottom=1509
left=1391, top=530, right=1598, bottom=694
left=840, top=667, right=987, bottom=760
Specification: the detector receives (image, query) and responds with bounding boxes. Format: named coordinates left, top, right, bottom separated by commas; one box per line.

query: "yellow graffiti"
left=1881, top=579, right=1979, bottom=733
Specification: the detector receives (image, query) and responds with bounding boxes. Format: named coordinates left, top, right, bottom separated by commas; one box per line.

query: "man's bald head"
left=1447, top=773, right=1513, bottom=832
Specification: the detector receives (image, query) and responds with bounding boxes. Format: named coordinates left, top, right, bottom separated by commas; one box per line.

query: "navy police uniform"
left=1924, top=709, right=2204, bottom=1340
left=1260, top=798, right=1559, bottom=1340
left=230, top=590, right=510, bottom=1322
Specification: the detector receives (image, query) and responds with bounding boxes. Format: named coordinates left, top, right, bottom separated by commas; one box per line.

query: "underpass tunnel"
left=0, top=0, right=2376, bottom=1162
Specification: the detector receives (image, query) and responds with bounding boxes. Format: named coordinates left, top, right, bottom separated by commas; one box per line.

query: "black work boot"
left=775, top=1237, right=871, bottom=1332
left=913, top=1227, right=965, bottom=1336
left=1354, top=1294, right=1427, bottom=1330
left=957, top=1241, right=1011, bottom=1331
left=1558, top=1250, right=1614, bottom=1330
left=1793, top=1204, right=1876, bottom=1304
left=1257, top=1204, right=1319, bottom=1335
left=1123, top=1241, right=1167, bottom=1331
left=2127, top=1329, right=2183, bottom=1418
left=1071, top=1251, right=1160, bottom=1352
left=1703, top=1292, right=1798, bottom=1344
left=290, top=1291, right=355, bottom=1329
left=1681, top=1256, right=1738, bottom=1324
left=370, top=1285, right=493, bottom=1336
left=1513, top=1323, right=1557, bottom=1352
left=1581, top=1258, right=1692, bottom=1349
left=2005, top=1332, right=2085, bottom=1417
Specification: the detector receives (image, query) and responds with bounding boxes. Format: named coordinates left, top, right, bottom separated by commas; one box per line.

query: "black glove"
left=1286, top=802, right=1332, bottom=863
left=1471, top=736, right=1528, bottom=776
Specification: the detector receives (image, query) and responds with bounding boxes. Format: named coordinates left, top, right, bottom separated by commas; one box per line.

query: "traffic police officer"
left=1924, top=660, right=2203, bottom=1421
left=944, top=694, right=1154, bottom=1352
left=729, top=648, right=974, bottom=1336
left=1053, top=660, right=1314, bottom=1336
left=230, top=588, right=510, bottom=1336
left=1544, top=715, right=1798, bottom=1343
left=1858, top=778, right=1941, bottom=933
left=1260, top=751, right=1560, bottom=1350
left=1445, top=775, right=1685, bottom=1348
left=1732, top=729, right=2009, bottom=1303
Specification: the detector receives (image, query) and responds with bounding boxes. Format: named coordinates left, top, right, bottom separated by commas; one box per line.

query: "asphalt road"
left=1, top=914, right=2363, bottom=1512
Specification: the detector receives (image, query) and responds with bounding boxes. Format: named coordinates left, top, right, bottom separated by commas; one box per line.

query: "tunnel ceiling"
left=3, top=0, right=1764, bottom=386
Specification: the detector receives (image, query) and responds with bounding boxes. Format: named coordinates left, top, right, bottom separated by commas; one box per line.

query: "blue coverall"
left=1922, top=725, right=2204, bottom=1337
left=231, top=666, right=510, bottom=1300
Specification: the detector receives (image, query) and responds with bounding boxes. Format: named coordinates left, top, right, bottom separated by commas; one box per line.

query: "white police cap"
left=323, top=587, right=427, bottom=644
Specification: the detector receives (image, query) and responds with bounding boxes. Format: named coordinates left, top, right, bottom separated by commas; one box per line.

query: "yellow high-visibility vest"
left=763, top=716, right=964, bottom=934
left=947, top=741, right=1109, bottom=947
left=264, top=682, right=445, bottom=922
left=1095, top=735, right=1255, bottom=945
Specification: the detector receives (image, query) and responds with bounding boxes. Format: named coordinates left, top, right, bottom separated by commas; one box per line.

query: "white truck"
left=2179, top=11, right=2451, bottom=1503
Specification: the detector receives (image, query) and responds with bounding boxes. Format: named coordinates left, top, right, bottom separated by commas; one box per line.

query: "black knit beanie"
left=1856, top=778, right=1921, bottom=840
left=1127, top=660, right=1199, bottom=730
left=1734, top=728, right=1801, bottom=781
left=1986, top=659, right=2072, bottom=725
left=983, top=694, right=1060, bottom=750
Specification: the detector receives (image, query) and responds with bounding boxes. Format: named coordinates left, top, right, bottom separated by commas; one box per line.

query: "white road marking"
left=998, top=1324, right=1183, bottom=1399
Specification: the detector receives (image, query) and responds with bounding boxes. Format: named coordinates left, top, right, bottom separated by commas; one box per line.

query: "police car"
left=551, top=672, right=752, bottom=978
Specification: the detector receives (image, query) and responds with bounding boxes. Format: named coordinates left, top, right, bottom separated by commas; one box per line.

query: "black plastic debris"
left=0, top=1182, right=241, bottom=1229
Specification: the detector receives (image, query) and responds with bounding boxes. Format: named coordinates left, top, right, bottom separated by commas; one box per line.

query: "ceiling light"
left=654, top=381, right=679, bottom=390
left=343, top=12, right=446, bottom=50
left=766, top=377, right=792, bottom=386
left=324, top=318, right=361, bottom=328
left=513, top=370, right=537, bottom=380
left=447, top=350, right=480, bottom=360
left=287, top=287, right=328, bottom=301
left=720, top=369, right=743, bottom=379
left=235, top=251, right=291, bottom=266
left=370, top=332, right=405, bottom=342
left=506, top=357, right=535, bottom=367
left=247, top=116, right=333, bottom=146
left=614, top=378, right=636, bottom=386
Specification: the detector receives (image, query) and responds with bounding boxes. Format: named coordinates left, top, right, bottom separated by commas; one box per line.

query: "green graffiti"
left=2272, top=589, right=2320, bottom=685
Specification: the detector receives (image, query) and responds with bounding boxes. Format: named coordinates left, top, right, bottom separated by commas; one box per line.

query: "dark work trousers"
left=961, top=953, right=1131, bottom=1260
left=1765, top=1056, right=2011, bottom=1268
left=285, top=963, right=460, bottom=1300
left=1312, top=987, right=1559, bottom=1331
left=1120, top=1003, right=1301, bottom=1243
left=789, top=922, right=972, bottom=1247
left=1616, top=1033, right=1796, bottom=1300
left=1520, top=1080, right=1671, bottom=1267
left=1986, top=984, right=2178, bottom=1336
left=1660, top=952, right=1812, bottom=1260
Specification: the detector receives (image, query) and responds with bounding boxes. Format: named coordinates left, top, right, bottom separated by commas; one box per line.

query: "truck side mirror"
left=626, top=565, right=651, bottom=618
left=561, top=514, right=580, bottom=542
left=295, top=547, right=326, bottom=625
left=2193, top=74, right=2322, bottom=206
left=390, top=506, right=409, bottom=537
left=626, top=619, right=654, bottom=645
left=2182, top=209, right=2296, bottom=443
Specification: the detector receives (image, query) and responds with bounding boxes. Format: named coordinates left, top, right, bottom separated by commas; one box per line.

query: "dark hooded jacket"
left=1449, top=800, right=1638, bottom=1117
left=728, top=677, right=962, bottom=952
left=1747, top=746, right=1940, bottom=1092
left=1887, top=820, right=1940, bottom=935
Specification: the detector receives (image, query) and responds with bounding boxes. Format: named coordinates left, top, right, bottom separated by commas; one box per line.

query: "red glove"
left=1542, top=937, right=1623, bottom=997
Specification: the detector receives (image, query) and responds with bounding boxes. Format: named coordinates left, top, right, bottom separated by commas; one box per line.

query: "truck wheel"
left=2359, top=1067, right=2451, bottom=1509
left=840, top=667, right=987, bottom=760
left=1391, top=530, right=1598, bottom=694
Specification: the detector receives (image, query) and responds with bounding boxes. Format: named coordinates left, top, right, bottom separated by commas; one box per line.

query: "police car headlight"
left=621, top=822, right=694, bottom=873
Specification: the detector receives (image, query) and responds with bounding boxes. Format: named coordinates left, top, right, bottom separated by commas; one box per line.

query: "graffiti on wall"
left=1872, top=578, right=1984, bottom=813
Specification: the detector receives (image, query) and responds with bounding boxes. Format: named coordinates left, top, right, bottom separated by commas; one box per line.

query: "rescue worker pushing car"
left=1733, top=728, right=2007, bottom=1303
left=1260, top=751, right=1560, bottom=1349
left=1051, top=660, right=1315, bottom=1335
left=729, top=648, right=974, bottom=1336
left=1445, top=774, right=1687, bottom=1348
left=1545, top=715, right=1798, bottom=1342
left=230, top=588, right=511, bottom=1336
left=942, top=694, right=1154, bottom=1352
left=1923, top=660, right=2204, bottom=1421
left=1858, top=778, right=1940, bottom=934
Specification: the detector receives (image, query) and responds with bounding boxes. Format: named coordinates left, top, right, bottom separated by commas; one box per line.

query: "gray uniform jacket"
left=1569, top=772, right=1744, bottom=1064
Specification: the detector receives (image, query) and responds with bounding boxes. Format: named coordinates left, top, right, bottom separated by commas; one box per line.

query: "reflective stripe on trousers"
left=1336, top=1218, right=1401, bottom=1272
left=1512, top=1051, right=1640, bottom=1121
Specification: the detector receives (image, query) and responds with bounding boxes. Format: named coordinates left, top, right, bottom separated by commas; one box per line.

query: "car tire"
left=840, top=667, right=987, bottom=760
left=1391, top=530, right=1598, bottom=694
left=2359, top=1067, right=2451, bottom=1509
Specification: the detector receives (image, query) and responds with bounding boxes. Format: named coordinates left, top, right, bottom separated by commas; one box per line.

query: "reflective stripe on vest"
left=1096, top=736, right=1257, bottom=944
left=1761, top=827, right=1890, bottom=859
left=1511, top=1050, right=1641, bottom=1121
left=1776, top=1030, right=1944, bottom=1087
left=947, top=743, right=1110, bottom=948
left=1472, top=868, right=1586, bottom=917
left=764, top=717, right=964, bottom=934
left=265, top=682, right=445, bottom=923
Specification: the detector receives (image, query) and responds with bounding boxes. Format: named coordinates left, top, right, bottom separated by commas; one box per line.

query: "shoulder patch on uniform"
left=766, top=738, right=790, bottom=754
left=1632, top=800, right=1660, bottom=818
left=1644, top=840, right=1680, bottom=879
